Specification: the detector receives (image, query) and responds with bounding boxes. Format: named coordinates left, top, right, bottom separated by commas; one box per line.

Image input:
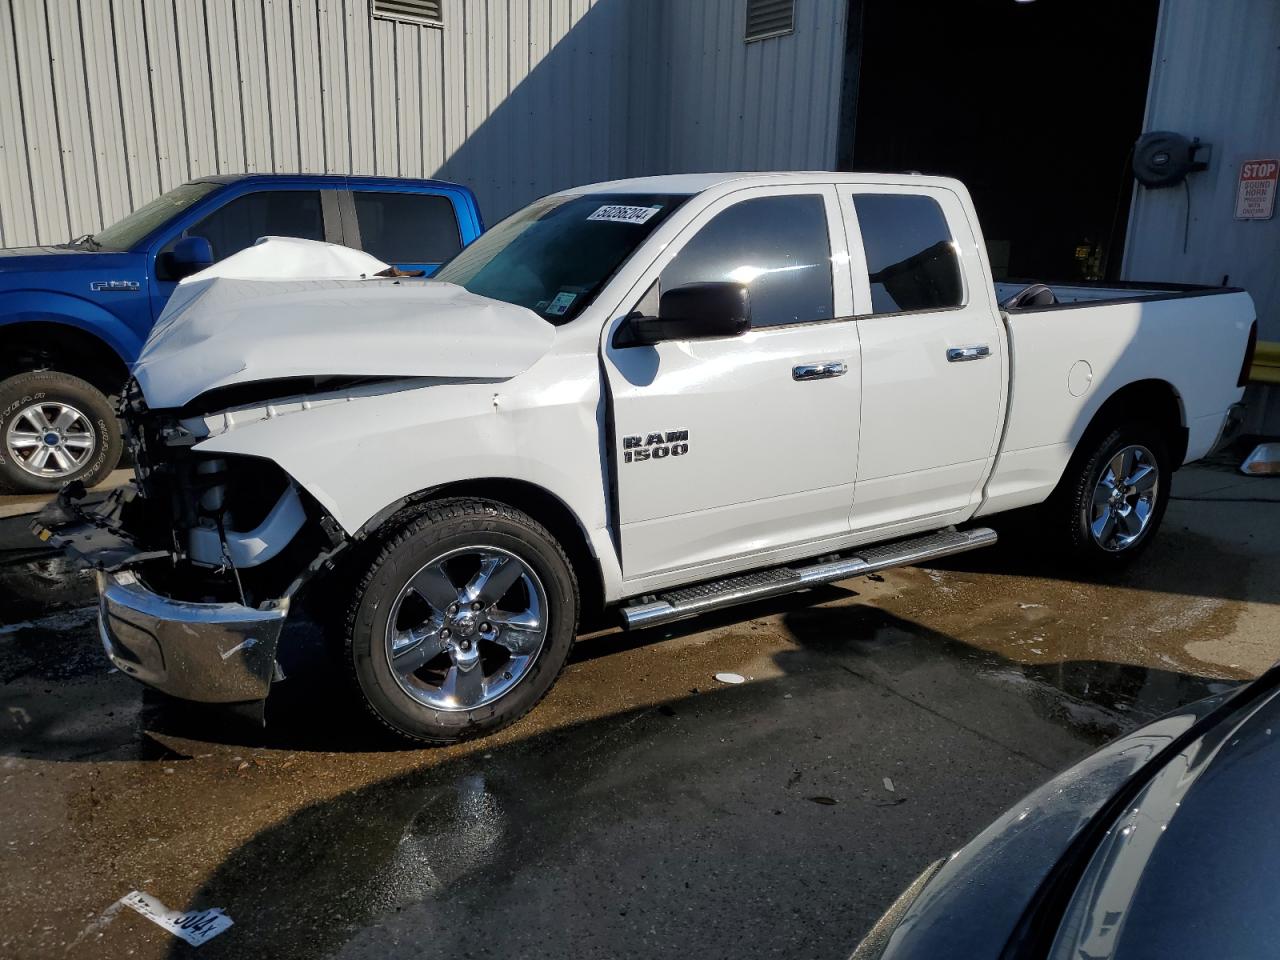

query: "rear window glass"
left=353, top=192, right=462, bottom=264
left=853, top=194, right=964, bottom=314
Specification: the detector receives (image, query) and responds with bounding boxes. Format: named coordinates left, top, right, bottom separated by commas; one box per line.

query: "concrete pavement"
left=0, top=459, right=1277, bottom=958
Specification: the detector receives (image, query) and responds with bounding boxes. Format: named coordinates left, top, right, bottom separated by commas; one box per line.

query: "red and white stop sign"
left=1236, top=159, right=1278, bottom=220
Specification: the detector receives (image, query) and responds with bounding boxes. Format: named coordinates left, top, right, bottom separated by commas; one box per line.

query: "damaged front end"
left=32, top=382, right=347, bottom=707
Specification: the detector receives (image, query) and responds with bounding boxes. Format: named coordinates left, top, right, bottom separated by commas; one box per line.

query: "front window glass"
left=173, top=190, right=325, bottom=262
left=433, top=193, right=688, bottom=324
left=660, top=194, right=834, bottom=327
left=93, top=181, right=222, bottom=251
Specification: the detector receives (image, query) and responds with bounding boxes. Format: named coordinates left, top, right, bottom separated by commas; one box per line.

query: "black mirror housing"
left=628, top=282, right=751, bottom=346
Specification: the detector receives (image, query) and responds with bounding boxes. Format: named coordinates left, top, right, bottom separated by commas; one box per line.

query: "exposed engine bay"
left=35, top=380, right=348, bottom=611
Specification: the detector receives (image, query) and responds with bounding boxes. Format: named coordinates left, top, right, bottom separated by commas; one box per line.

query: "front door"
left=843, top=186, right=1005, bottom=534
left=604, top=185, right=862, bottom=583
left=149, top=188, right=332, bottom=319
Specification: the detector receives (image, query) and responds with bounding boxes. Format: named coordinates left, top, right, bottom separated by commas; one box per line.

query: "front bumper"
left=96, top=569, right=289, bottom=703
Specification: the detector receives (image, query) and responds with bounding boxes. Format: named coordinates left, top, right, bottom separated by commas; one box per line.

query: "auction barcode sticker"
left=587, top=204, right=661, bottom=224
left=121, top=890, right=234, bottom=947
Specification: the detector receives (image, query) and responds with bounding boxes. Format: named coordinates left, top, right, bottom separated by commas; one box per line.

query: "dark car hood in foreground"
left=1047, top=685, right=1280, bottom=960
left=863, top=668, right=1278, bottom=959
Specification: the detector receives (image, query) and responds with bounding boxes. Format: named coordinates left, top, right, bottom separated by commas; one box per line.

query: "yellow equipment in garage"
left=1252, top=341, right=1280, bottom=384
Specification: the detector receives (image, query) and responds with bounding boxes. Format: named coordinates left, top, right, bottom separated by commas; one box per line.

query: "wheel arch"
left=0, top=319, right=132, bottom=395
left=1074, top=378, right=1188, bottom=467
left=359, top=477, right=606, bottom=623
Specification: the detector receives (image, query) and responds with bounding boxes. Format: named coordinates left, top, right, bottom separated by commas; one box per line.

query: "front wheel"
left=1049, top=421, right=1171, bottom=569
left=0, top=370, right=122, bottom=493
left=344, top=499, right=579, bottom=744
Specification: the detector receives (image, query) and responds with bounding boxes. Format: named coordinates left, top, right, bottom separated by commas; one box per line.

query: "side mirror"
left=159, top=235, right=214, bottom=281
left=626, top=282, right=751, bottom=346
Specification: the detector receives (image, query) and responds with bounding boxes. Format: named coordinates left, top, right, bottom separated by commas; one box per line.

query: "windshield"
left=92, top=181, right=222, bottom=250
left=433, top=192, right=689, bottom=323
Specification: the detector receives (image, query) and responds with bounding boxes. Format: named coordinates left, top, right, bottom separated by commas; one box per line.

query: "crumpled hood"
left=132, top=276, right=556, bottom=409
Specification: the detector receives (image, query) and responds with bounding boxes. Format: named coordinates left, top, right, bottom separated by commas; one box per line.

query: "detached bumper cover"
left=97, top=569, right=289, bottom=703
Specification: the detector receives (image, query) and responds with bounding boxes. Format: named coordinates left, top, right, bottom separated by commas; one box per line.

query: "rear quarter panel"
left=979, top=290, right=1255, bottom=516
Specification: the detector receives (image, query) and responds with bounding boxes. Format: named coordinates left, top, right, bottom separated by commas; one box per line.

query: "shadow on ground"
left=148, top=599, right=1233, bottom=960
left=933, top=502, right=1275, bottom=607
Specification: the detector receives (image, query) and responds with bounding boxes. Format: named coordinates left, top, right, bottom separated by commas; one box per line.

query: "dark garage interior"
left=842, top=0, right=1160, bottom=282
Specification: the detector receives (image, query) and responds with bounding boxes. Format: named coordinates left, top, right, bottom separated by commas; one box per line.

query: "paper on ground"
left=121, top=890, right=233, bottom=947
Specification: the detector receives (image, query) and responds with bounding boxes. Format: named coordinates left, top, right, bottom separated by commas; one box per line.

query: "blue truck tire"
left=0, top=370, right=122, bottom=493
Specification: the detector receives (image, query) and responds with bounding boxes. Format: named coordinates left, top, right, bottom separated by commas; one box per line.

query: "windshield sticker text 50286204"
left=622, top=430, right=689, bottom=463
left=588, top=205, right=661, bottom=225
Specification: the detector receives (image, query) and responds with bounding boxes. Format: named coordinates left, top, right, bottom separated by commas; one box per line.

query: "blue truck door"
left=148, top=188, right=340, bottom=320
left=338, top=190, right=465, bottom=275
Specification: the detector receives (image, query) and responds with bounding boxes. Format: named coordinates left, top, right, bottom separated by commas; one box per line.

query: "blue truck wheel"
left=0, top=370, right=122, bottom=494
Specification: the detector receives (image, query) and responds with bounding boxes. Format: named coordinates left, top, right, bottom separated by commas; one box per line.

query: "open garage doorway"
left=840, top=0, right=1159, bottom=282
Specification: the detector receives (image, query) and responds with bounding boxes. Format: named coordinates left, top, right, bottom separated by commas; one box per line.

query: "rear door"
left=604, top=185, right=861, bottom=582
left=341, top=190, right=464, bottom=274
left=843, top=186, right=1005, bottom=534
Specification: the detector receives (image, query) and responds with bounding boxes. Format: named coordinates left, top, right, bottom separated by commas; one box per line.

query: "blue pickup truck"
left=0, top=174, right=483, bottom=493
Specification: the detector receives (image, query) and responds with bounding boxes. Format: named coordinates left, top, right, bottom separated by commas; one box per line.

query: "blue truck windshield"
left=433, top=192, right=688, bottom=324
left=92, top=181, right=222, bottom=251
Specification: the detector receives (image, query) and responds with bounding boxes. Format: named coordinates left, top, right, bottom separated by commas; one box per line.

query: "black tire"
left=343, top=498, right=579, bottom=744
left=0, top=370, right=122, bottom=494
left=1048, top=420, right=1172, bottom=570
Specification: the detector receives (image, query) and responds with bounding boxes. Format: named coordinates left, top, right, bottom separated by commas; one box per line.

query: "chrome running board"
left=620, top=527, right=997, bottom=630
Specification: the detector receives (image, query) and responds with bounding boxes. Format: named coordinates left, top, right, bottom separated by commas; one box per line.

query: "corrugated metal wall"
left=0, top=0, right=844, bottom=248
left=1124, top=0, right=1280, bottom=339
left=646, top=0, right=846, bottom=174
left=0, top=0, right=646, bottom=246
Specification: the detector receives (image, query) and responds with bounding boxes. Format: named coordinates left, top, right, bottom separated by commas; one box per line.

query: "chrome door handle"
left=946, top=345, right=991, bottom=363
left=793, top=361, right=848, bottom=381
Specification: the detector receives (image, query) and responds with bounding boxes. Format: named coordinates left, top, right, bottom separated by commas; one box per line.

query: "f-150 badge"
left=622, top=430, right=689, bottom=463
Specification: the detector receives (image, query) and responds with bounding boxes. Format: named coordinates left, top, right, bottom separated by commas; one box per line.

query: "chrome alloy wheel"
left=384, top=546, right=548, bottom=711
left=1090, top=444, right=1159, bottom=552
left=5, top=401, right=95, bottom=479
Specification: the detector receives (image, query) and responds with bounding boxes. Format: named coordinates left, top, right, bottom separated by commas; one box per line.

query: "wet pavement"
left=1, top=461, right=1277, bottom=959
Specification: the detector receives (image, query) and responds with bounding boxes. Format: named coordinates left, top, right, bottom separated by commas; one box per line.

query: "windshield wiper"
left=70, top=234, right=102, bottom=250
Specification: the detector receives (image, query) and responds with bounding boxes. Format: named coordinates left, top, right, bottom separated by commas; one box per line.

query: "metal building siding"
left=1124, top=0, right=1280, bottom=340
left=11, top=0, right=68, bottom=243
left=0, top=0, right=846, bottom=245
left=261, top=0, right=301, bottom=172
left=651, top=0, right=846, bottom=176
left=174, top=6, right=218, bottom=181
left=47, top=0, right=102, bottom=237
left=143, top=0, right=191, bottom=184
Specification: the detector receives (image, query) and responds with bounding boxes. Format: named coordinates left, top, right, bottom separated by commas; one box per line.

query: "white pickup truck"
left=37, top=173, right=1257, bottom=743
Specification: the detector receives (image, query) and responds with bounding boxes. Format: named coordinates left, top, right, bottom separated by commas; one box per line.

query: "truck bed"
left=978, top=280, right=1255, bottom=519
left=994, top=278, right=1242, bottom=310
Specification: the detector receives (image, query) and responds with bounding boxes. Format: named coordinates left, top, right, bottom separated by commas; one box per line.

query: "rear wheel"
left=1049, top=421, right=1171, bottom=569
left=344, top=499, right=578, bottom=744
left=0, top=370, right=122, bottom=493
